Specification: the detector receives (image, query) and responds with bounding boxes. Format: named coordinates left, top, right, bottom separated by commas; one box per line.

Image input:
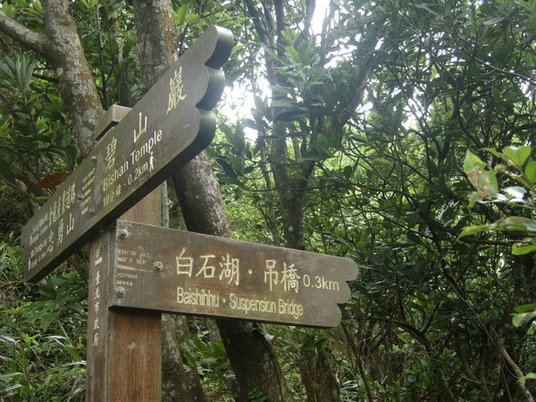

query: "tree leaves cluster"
left=213, top=0, right=535, bottom=399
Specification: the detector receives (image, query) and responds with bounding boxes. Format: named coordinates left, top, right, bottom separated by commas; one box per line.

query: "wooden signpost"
left=19, top=25, right=359, bottom=401
left=110, top=221, right=357, bottom=327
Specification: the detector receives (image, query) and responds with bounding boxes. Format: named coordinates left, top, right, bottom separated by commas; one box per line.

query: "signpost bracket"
left=93, top=105, right=132, bottom=142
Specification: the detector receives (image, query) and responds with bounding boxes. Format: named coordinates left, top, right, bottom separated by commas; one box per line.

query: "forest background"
left=0, top=0, right=534, bottom=401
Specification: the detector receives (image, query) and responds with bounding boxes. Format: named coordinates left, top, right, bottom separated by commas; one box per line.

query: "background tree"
left=212, top=0, right=535, bottom=399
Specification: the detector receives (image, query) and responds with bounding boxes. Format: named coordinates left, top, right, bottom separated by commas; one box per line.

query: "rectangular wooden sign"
left=109, top=221, right=358, bottom=327
left=20, top=26, right=233, bottom=282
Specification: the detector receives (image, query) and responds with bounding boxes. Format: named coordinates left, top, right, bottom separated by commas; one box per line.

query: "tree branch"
left=331, top=12, right=386, bottom=132
left=244, top=0, right=268, bottom=46
left=491, top=329, right=535, bottom=402
left=0, top=11, right=49, bottom=57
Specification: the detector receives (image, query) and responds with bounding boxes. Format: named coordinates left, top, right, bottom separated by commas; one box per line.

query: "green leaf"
left=464, top=150, right=498, bottom=196
left=175, top=4, right=188, bottom=26
left=476, top=169, right=498, bottom=197
left=343, top=165, right=353, bottom=179
left=514, top=304, right=536, bottom=314
left=481, top=147, right=503, bottom=159
left=457, top=224, right=494, bottom=239
left=463, top=150, right=486, bottom=174
left=502, top=216, right=536, bottom=232
left=512, top=310, right=536, bottom=328
left=502, top=145, right=531, bottom=167
left=467, top=192, right=481, bottom=208
left=254, top=95, right=267, bottom=117
left=458, top=217, right=536, bottom=240
left=525, top=161, right=536, bottom=183
left=483, top=17, right=505, bottom=25
left=286, top=45, right=301, bottom=63
left=271, top=97, right=292, bottom=108
left=512, top=242, right=536, bottom=255
left=520, top=373, right=536, bottom=383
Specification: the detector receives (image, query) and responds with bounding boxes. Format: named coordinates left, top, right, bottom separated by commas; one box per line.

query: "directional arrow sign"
left=21, top=26, right=233, bottom=282
left=109, top=221, right=358, bottom=327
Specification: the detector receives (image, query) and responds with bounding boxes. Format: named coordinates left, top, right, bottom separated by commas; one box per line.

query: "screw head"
left=153, top=261, right=164, bottom=271
left=116, top=286, right=126, bottom=297
left=119, top=229, right=129, bottom=239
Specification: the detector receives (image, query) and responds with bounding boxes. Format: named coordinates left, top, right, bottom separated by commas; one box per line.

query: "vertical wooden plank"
left=108, top=297, right=161, bottom=400
left=86, top=107, right=162, bottom=401
left=110, top=189, right=162, bottom=401
left=86, top=229, right=112, bottom=401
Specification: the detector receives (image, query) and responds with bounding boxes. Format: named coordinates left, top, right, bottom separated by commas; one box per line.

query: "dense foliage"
left=0, top=0, right=534, bottom=400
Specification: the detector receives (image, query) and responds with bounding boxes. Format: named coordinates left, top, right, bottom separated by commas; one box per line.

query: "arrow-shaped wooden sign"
left=109, top=221, right=358, bottom=327
left=21, top=26, right=233, bottom=282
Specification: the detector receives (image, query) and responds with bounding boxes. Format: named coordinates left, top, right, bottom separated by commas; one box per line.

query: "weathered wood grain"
left=86, top=159, right=163, bottom=400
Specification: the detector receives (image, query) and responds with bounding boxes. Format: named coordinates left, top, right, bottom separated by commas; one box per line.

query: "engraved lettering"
left=133, top=112, right=147, bottom=143
left=281, top=263, right=300, bottom=293
left=219, top=254, right=240, bottom=286
left=278, top=298, right=304, bottom=319
left=130, top=130, right=163, bottom=165
left=229, top=293, right=276, bottom=315
left=176, top=248, right=193, bottom=277
left=103, top=159, right=129, bottom=193
left=167, top=67, right=187, bottom=114
left=176, top=287, right=219, bottom=307
left=264, top=260, right=278, bottom=291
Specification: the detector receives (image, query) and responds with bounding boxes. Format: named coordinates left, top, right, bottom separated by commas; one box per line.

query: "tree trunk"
left=171, top=152, right=293, bottom=402
left=244, top=1, right=387, bottom=398
left=301, top=341, right=340, bottom=402
left=41, top=0, right=103, bottom=155
left=132, top=1, right=293, bottom=400
left=131, top=2, right=211, bottom=400
left=244, top=1, right=342, bottom=398
left=162, top=314, right=206, bottom=402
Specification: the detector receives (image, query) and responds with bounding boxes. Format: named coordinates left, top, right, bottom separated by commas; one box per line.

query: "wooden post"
left=86, top=108, right=162, bottom=401
left=18, top=26, right=234, bottom=401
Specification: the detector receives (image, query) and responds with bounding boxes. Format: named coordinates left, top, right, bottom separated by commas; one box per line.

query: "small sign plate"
left=110, top=221, right=358, bottom=327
